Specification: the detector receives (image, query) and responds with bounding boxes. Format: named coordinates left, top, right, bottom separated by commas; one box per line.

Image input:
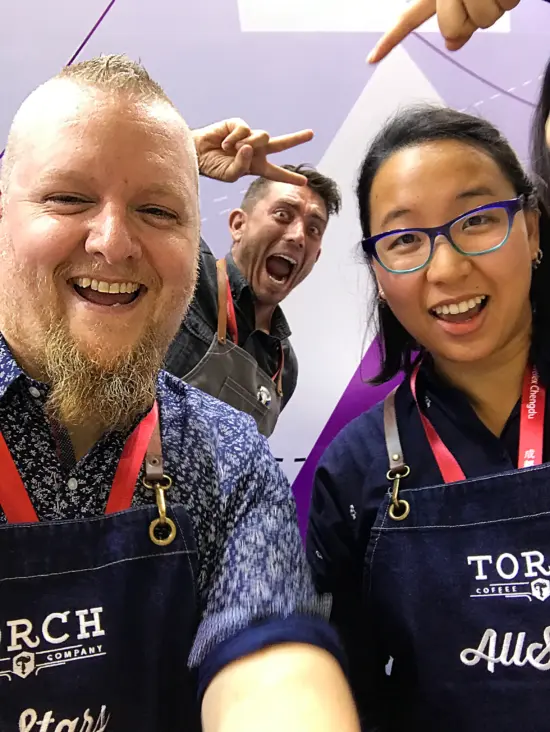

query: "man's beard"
left=41, top=317, right=165, bottom=433
left=0, top=235, right=198, bottom=434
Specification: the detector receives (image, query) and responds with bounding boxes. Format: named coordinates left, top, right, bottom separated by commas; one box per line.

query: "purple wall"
left=1, top=1, right=548, bottom=534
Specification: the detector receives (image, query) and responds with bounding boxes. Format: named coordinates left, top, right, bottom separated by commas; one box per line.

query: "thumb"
left=224, top=144, right=253, bottom=182
left=445, top=36, right=471, bottom=50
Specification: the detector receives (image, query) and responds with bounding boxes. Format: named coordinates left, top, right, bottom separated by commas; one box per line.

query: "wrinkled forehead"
left=7, top=80, right=198, bottom=198
left=260, top=181, right=328, bottom=220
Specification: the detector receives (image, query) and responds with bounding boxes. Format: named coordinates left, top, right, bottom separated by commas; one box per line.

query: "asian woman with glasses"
left=307, top=105, right=550, bottom=732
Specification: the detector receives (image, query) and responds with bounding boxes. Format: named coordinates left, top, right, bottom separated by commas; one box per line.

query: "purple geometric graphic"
left=292, top=337, right=402, bottom=534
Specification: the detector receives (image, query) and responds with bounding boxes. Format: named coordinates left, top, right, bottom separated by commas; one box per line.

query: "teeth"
left=277, top=255, right=297, bottom=266
left=433, top=295, right=486, bottom=316
left=74, top=277, right=140, bottom=293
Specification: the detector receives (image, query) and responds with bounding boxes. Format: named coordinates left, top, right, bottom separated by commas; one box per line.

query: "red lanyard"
left=225, top=272, right=284, bottom=385
left=0, top=402, right=159, bottom=523
left=411, top=363, right=546, bottom=483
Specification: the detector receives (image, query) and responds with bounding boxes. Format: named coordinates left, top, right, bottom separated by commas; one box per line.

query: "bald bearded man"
left=0, top=55, right=359, bottom=732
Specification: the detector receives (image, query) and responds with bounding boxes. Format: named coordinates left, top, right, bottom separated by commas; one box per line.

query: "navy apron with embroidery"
left=0, top=404, right=201, bottom=731
left=365, top=366, right=550, bottom=731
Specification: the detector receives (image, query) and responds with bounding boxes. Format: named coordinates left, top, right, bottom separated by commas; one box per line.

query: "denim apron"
left=364, top=376, right=550, bottom=731
left=183, top=259, right=283, bottom=437
left=0, top=403, right=201, bottom=731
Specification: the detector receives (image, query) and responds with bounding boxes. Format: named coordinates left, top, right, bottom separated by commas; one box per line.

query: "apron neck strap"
left=144, top=406, right=164, bottom=482
left=273, top=342, right=284, bottom=396
left=384, top=387, right=406, bottom=473
left=216, top=259, right=229, bottom=344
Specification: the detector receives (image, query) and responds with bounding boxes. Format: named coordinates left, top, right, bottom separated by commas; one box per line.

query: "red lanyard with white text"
left=0, top=402, right=159, bottom=523
left=410, top=362, right=546, bottom=483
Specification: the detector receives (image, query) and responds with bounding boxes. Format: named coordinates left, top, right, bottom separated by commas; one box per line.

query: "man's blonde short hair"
left=55, top=53, right=174, bottom=104
left=1, top=55, right=181, bottom=191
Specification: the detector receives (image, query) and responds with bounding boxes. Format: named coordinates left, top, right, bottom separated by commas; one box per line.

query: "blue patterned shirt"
left=0, top=335, right=339, bottom=694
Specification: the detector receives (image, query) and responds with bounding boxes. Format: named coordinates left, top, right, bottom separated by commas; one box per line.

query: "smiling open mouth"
left=430, top=295, right=488, bottom=323
left=265, top=255, right=297, bottom=285
left=71, top=277, right=146, bottom=306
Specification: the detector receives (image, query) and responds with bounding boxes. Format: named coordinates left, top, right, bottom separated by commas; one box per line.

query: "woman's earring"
left=533, top=249, right=544, bottom=270
left=378, top=289, right=386, bottom=307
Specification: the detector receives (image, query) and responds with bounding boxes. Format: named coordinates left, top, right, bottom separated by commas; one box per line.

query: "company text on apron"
left=0, top=401, right=201, bottom=732
left=364, top=363, right=550, bottom=731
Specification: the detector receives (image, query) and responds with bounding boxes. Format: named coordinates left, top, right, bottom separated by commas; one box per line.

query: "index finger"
left=367, top=0, right=436, bottom=63
left=264, top=129, right=314, bottom=155
left=257, top=161, right=308, bottom=186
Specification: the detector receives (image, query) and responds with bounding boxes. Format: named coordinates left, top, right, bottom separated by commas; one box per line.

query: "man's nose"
left=284, top=218, right=306, bottom=248
left=84, top=206, right=142, bottom=264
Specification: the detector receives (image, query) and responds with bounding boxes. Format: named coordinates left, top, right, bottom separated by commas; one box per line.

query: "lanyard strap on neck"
left=0, top=402, right=160, bottom=523
left=410, top=362, right=546, bottom=483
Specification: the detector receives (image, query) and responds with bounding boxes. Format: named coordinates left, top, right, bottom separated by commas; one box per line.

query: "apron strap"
left=216, top=259, right=229, bottom=344
left=144, top=412, right=164, bottom=482
left=383, top=387, right=407, bottom=473
left=273, top=342, right=284, bottom=397
left=106, top=401, right=162, bottom=514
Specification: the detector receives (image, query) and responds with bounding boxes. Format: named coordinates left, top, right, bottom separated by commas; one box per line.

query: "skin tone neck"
left=432, top=315, right=532, bottom=437
left=254, top=301, right=276, bottom=334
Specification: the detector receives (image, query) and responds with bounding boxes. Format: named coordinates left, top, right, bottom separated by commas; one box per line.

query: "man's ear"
left=315, top=247, right=322, bottom=263
left=229, top=208, right=247, bottom=244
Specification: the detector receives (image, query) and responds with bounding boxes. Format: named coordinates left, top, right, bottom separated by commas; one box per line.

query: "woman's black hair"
left=531, top=55, right=550, bottom=211
left=357, top=104, right=549, bottom=385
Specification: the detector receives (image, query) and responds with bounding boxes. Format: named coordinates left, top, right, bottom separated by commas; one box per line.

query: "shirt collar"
left=225, top=253, right=292, bottom=340
left=225, top=251, right=249, bottom=299
left=0, top=333, right=24, bottom=399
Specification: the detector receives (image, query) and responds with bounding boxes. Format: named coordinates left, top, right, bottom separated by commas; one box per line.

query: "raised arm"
left=203, top=644, right=359, bottom=732
left=193, top=423, right=360, bottom=732
left=367, top=0, right=521, bottom=64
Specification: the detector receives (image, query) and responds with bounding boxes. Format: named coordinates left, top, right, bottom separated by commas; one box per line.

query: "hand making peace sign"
left=192, top=118, right=314, bottom=185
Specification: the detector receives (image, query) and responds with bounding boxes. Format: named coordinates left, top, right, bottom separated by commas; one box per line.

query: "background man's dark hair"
left=241, top=164, right=341, bottom=218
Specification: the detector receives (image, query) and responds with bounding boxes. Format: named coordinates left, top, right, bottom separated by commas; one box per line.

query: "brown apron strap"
left=216, top=259, right=228, bottom=344
left=142, top=410, right=177, bottom=547
left=384, top=387, right=406, bottom=473
left=144, top=419, right=164, bottom=482
left=275, top=343, right=284, bottom=397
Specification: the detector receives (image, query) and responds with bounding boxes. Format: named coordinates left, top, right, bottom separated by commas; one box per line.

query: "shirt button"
left=29, top=387, right=41, bottom=398
left=67, top=478, right=78, bottom=491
